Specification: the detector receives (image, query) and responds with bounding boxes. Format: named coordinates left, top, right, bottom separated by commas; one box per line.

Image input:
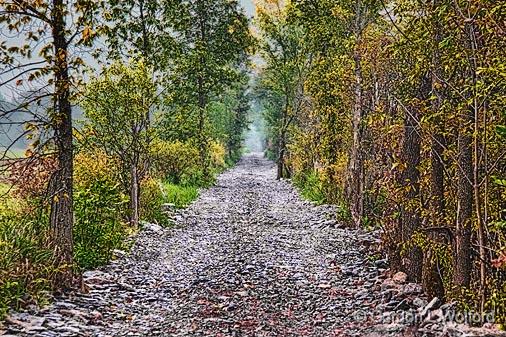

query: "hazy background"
left=240, top=0, right=255, bottom=17
left=0, top=0, right=262, bottom=155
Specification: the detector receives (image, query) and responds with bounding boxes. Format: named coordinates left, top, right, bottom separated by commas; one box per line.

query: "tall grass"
left=162, top=183, right=199, bottom=209
left=0, top=201, right=53, bottom=318
left=292, top=172, right=326, bottom=205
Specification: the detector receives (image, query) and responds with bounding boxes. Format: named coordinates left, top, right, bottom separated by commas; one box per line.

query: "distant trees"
left=257, top=0, right=506, bottom=324
left=255, top=0, right=309, bottom=179
left=162, top=0, right=253, bottom=178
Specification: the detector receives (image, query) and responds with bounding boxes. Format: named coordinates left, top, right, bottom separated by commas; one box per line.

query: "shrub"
left=6, top=156, right=57, bottom=200
left=73, top=150, right=128, bottom=269
left=0, top=183, right=23, bottom=217
left=73, top=181, right=128, bottom=269
left=140, top=177, right=168, bottom=225
left=293, top=171, right=326, bottom=205
left=209, top=141, right=226, bottom=170
left=150, top=139, right=199, bottom=184
left=74, top=150, right=121, bottom=189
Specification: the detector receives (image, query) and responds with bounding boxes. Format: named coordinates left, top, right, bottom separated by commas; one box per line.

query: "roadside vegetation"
left=0, top=0, right=254, bottom=317
left=256, top=0, right=506, bottom=326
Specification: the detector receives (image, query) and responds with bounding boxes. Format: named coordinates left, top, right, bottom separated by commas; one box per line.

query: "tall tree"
left=162, top=0, right=253, bottom=178
left=81, top=60, right=157, bottom=227
left=105, top=0, right=168, bottom=68
left=0, top=0, right=103, bottom=287
left=256, top=0, right=310, bottom=179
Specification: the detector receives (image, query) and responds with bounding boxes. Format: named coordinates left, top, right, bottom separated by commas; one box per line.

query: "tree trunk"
left=348, top=51, right=364, bottom=227
left=454, top=112, right=473, bottom=289
left=453, top=20, right=478, bottom=292
left=197, top=77, right=208, bottom=177
left=423, top=8, right=446, bottom=299
left=50, top=0, right=74, bottom=288
left=130, top=162, right=140, bottom=227
left=196, top=1, right=209, bottom=179
left=398, top=75, right=430, bottom=283
left=277, top=136, right=286, bottom=180
left=423, top=104, right=446, bottom=299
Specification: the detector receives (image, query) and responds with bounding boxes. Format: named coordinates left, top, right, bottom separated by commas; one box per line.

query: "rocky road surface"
left=2, top=154, right=503, bottom=337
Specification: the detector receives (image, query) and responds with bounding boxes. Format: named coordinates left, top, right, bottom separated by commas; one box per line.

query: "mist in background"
left=1, top=0, right=263, bottom=155
left=244, top=98, right=267, bottom=153
left=240, top=0, right=255, bottom=17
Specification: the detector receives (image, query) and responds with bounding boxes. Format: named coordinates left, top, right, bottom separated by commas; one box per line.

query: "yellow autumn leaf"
left=82, top=26, right=92, bottom=41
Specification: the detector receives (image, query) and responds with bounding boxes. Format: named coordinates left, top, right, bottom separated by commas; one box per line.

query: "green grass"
left=293, top=172, right=326, bottom=205
left=0, top=183, right=52, bottom=318
left=162, top=183, right=199, bottom=209
left=0, top=212, right=53, bottom=319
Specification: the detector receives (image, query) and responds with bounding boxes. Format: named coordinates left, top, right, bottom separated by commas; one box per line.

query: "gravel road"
left=2, top=154, right=459, bottom=337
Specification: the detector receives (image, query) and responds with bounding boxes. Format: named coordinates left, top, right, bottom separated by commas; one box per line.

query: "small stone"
left=112, top=249, right=127, bottom=258
left=318, top=283, right=332, bottom=289
left=144, top=223, right=163, bottom=233
left=413, top=297, right=428, bottom=308
left=374, top=259, right=388, bottom=269
left=392, top=271, right=408, bottom=284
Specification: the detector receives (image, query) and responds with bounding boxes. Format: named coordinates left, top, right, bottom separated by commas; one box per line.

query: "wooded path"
left=3, top=155, right=436, bottom=336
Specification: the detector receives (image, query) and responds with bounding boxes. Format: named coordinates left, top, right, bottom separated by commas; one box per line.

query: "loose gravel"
left=2, top=154, right=504, bottom=337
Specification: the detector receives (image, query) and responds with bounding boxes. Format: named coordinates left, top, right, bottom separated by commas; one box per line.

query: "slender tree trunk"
left=139, top=0, right=150, bottom=61
left=50, top=0, right=74, bottom=288
left=130, top=161, right=140, bottom=227
left=476, top=102, right=488, bottom=312
left=397, top=76, right=429, bottom=283
left=197, top=76, right=208, bottom=177
left=277, top=90, right=291, bottom=180
left=453, top=20, right=478, bottom=292
left=196, top=1, right=209, bottom=179
left=423, top=5, right=446, bottom=299
left=277, top=135, right=287, bottom=180
left=467, top=19, right=487, bottom=312
left=348, top=51, right=364, bottom=227
left=454, top=115, right=473, bottom=289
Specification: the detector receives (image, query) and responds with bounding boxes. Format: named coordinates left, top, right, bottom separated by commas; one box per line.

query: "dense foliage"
left=0, top=0, right=253, bottom=317
left=256, top=0, right=506, bottom=325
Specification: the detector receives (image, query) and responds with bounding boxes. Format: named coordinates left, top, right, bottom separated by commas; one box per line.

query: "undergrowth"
left=292, top=171, right=326, bottom=205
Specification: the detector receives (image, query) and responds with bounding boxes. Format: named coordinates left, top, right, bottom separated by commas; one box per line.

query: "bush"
left=74, top=150, right=121, bottom=189
left=73, top=150, right=129, bottom=269
left=150, top=139, right=200, bottom=184
left=140, top=177, right=168, bottom=225
left=73, top=182, right=128, bottom=269
left=209, top=141, right=226, bottom=170
left=0, top=183, right=23, bottom=217
left=293, top=171, right=326, bottom=205
left=6, top=156, right=57, bottom=200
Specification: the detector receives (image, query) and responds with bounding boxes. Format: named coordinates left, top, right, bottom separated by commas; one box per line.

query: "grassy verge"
left=162, top=183, right=199, bottom=209
left=0, top=184, right=53, bottom=318
left=292, top=171, right=326, bottom=205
